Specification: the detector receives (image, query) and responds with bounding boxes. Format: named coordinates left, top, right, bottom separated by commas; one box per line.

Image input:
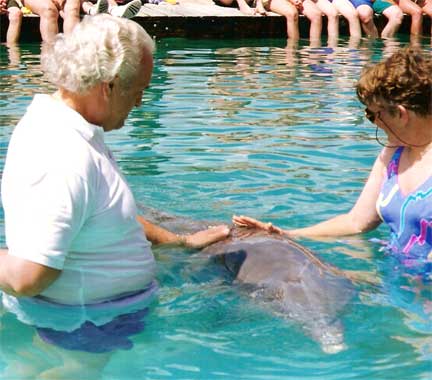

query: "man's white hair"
left=42, top=14, right=155, bottom=94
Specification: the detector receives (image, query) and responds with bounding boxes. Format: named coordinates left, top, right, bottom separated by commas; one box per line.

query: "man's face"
left=103, top=49, right=153, bottom=132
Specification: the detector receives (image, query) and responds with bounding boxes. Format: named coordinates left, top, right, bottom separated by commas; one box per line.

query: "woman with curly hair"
left=234, top=47, right=432, bottom=267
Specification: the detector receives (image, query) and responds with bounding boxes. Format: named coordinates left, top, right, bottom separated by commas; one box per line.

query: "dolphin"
left=200, top=227, right=356, bottom=354
left=138, top=206, right=358, bottom=354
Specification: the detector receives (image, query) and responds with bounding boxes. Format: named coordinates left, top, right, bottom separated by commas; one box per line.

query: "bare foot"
left=255, top=3, right=267, bottom=15
left=238, top=5, right=255, bottom=15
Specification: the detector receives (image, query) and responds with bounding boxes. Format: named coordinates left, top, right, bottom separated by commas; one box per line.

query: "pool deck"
left=0, top=0, right=428, bottom=43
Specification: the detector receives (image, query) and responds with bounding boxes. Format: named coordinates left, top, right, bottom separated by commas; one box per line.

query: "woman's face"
left=365, top=105, right=409, bottom=147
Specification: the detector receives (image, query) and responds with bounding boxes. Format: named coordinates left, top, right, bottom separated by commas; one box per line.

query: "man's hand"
left=181, top=225, right=230, bottom=249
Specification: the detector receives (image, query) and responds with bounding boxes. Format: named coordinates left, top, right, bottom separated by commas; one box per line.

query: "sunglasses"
left=365, top=108, right=379, bottom=123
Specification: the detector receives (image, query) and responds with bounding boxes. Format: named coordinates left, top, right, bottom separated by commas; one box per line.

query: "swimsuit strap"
left=386, top=146, right=404, bottom=178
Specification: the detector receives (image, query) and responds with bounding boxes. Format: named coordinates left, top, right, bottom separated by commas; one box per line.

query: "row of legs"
left=3, top=0, right=130, bottom=44
left=4, top=0, right=432, bottom=44
left=219, top=0, right=432, bottom=41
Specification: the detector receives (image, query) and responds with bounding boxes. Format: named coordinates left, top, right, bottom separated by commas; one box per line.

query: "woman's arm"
left=234, top=148, right=395, bottom=239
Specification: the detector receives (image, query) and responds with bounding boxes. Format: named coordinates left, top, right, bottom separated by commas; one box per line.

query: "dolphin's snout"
left=322, top=342, right=347, bottom=354
left=314, top=322, right=346, bottom=354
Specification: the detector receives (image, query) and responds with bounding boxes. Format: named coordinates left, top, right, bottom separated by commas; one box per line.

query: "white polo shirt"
left=1, top=95, right=156, bottom=310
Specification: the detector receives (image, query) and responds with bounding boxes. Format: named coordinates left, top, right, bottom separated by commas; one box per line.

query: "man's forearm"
left=136, top=215, right=184, bottom=245
left=136, top=215, right=230, bottom=249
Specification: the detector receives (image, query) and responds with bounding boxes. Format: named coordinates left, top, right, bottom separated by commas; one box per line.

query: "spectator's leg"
left=421, top=0, right=432, bottom=35
left=6, top=6, right=22, bottom=44
left=356, top=4, right=378, bottom=36
left=397, top=0, right=423, bottom=35
left=333, top=0, right=362, bottom=37
left=62, top=0, right=81, bottom=34
left=302, top=0, right=324, bottom=43
left=23, top=0, right=59, bottom=41
left=315, top=0, right=339, bottom=44
left=268, top=0, right=300, bottom=40
left=380, top=4, right=403, bottom=37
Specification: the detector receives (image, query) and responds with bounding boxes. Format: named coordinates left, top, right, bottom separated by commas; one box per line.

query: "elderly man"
left=0, top=14, right=229, bottom=368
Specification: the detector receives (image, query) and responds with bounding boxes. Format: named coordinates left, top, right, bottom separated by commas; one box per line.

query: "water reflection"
left=205, top=38, right=402, bottom=129
left=0, top=43, right=49, bottom=130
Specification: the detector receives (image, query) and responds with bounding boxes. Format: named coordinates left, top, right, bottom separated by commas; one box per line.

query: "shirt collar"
left=30, top=94, right=106, bottom=143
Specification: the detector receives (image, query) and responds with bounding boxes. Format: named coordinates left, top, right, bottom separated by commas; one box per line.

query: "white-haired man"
left=0, top=14, right=229, bottom=376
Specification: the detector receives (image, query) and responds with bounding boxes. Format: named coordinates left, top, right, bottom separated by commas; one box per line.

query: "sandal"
left=88, top=0, right=109, bottom=15
left=110, top=0, right=142, bottom=18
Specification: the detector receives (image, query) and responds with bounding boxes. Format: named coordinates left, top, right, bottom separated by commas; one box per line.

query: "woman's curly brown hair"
left=356, top=46, right=432, bottom=117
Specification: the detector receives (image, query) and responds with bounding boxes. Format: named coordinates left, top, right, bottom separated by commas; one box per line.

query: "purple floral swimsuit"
left=376, top=147, right=432, bottom=273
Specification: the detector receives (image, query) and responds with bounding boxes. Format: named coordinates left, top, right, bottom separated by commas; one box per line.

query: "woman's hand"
left=232, top=215, right=284, bottom=234
left=180, top=225, right=230, bottom=249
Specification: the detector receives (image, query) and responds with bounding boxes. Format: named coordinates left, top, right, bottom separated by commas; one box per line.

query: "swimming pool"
left=0, top=36, right=431, bottom=379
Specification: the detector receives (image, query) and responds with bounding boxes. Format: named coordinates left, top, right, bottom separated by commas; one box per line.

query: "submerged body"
left=202, top=227, right=355, bottom=353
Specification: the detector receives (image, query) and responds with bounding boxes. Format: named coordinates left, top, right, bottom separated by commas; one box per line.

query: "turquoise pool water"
left=0, top=37, right=431, bottom=379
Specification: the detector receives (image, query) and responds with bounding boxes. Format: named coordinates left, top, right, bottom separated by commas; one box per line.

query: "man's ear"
left=101, top=81, right=114, bottom=100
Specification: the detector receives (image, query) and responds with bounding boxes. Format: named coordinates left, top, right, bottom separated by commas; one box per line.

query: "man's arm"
left=0, top=249, right=61, bottom=297
left=137, top=215, right=230, bottom=249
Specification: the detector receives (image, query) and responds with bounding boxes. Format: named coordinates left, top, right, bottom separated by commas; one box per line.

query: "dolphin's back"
left=203, top=229, right=345, bottom=283
left=205, top=235, right=352, bottom=304
left=216, top=237, right=312, bottom=282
